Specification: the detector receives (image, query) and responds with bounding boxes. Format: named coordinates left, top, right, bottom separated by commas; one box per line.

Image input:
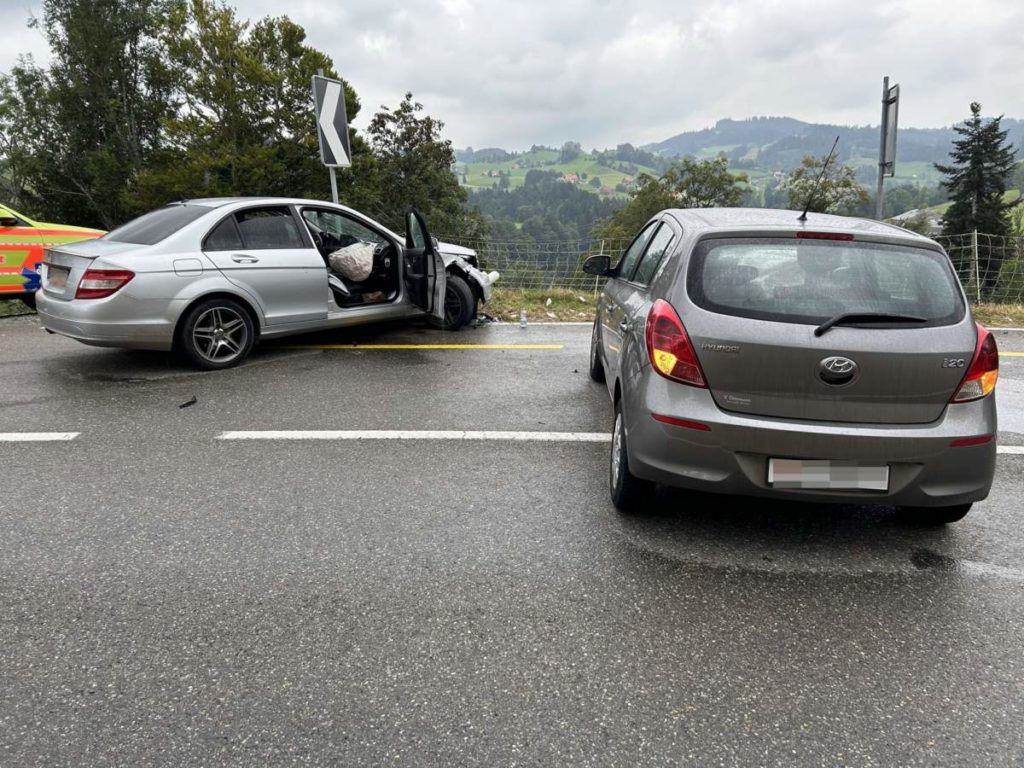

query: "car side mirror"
left=583, top=254, right=612, bottom=276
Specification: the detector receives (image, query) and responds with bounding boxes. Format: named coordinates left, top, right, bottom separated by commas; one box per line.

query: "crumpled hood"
left=438, top=241, right=478, bottom=261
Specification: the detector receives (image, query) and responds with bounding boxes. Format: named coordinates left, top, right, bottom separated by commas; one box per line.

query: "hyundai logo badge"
left=819, top=355, right=858, bottom=385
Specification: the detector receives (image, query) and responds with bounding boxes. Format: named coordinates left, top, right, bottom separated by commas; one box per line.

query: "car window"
left=631, top=224, right=676, bottom=287
left=235, top=207, right=306, bottom=250
left=615, top=223, right=656, bottom=280
left=688, top=237, right=964, bottom=327
left=105, top=205, right=209, bottom=245
left=203, top=217, right=244, bottom=251
left=301, top=209, right=389, bottom=250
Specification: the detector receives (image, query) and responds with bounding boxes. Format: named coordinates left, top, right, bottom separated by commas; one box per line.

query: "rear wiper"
left=814, top=312, right=927, bottom=337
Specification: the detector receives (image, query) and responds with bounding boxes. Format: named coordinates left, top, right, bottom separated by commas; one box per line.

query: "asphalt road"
left=1, top=315, right=1023, bottom=766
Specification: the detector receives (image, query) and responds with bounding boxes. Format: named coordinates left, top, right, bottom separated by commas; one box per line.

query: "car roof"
left=664, top=207, right=934, bottom=244
left=174, top=196, right=359, bottom=211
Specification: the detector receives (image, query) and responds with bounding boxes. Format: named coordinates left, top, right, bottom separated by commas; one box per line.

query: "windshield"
left=687, top=237, right=965, bottom=327
left=105, top=205, right=210, bottom=245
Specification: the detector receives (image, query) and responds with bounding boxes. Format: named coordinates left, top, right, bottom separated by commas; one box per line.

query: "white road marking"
left=218, top=430, right=611, bottom=442
left=0, top=432, right=79, bottom=442
left=216, top=431, right=1024, bottom=454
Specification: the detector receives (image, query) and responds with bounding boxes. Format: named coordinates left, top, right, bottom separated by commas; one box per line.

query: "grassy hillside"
left=456, top=147, right=658, bottom=198
left=925, top=189, right=1021, bottom=216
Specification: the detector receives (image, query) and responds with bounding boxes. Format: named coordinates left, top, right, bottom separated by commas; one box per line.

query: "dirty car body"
left=36, top=198, right=496, bottom=369
left=587, top=208, right=998, bottom=525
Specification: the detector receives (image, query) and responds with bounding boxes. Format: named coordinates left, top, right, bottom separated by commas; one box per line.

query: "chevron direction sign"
left=312, top=75, right=352, bottom=168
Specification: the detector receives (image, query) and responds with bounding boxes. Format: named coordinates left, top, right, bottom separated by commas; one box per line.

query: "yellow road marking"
left=286, top=343, right=564, bottom=350
left=1002, top=351, right=1024, bottom=357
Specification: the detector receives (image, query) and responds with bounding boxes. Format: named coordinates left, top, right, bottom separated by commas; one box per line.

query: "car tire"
left=898, top=503, right=972, bottom=525
left=589, top=320, right=605, bottom=382
left=21, top=293, right=36, bottom=311
left=176, top=298, right=255, bottom=370
left=610, top=402, right=653, bottom=513
left=433, top=273, right=475, bottom=330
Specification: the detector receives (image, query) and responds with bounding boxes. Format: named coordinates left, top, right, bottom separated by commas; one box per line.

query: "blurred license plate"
left=768, top=459, right=889, bottom=491
left=46, top=265, right=68, bottom=290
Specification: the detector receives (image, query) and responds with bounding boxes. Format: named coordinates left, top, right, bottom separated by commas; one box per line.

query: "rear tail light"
left=952, top=323, right=999, bottom=402
left=645, top=299, right=707, bottom=387
left=75, top=269, right=135, bottom=300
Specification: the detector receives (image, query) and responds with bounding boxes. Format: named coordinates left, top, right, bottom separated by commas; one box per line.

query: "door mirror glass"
left=583, top=254, right=612, bottom=276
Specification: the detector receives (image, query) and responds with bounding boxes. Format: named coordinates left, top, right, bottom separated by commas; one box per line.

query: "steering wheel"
left=309, top=228, right=329, bottom=255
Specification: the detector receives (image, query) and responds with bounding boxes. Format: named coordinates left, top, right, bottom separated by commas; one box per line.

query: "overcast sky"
left=2, top=0, right=1022, bottom=150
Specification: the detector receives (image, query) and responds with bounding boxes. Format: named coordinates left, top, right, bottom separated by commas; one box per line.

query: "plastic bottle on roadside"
left=519, top=309, right=528, bottom=329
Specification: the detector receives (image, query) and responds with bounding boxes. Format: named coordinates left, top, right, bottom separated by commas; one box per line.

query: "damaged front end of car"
left=439, top=243, right=499, bottom=304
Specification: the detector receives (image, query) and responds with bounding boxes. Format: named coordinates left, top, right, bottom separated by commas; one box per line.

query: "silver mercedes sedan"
left=36, top=198, right=497, bottom=369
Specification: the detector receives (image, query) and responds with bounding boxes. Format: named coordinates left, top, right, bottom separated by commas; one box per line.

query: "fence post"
left=594, top=240, right=604, bottom=296
left=971, top=229, right=981, bottom=303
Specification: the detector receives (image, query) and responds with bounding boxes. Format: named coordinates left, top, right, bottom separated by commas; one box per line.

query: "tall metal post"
left=875, top=76, right=889, bottom=220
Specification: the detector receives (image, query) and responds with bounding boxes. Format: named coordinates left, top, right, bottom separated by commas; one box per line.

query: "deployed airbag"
left=328, top=241, right=375, bottom=282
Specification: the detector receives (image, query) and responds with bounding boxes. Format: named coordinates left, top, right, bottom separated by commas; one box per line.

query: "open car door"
left=403, top=209, right=445, bottom=324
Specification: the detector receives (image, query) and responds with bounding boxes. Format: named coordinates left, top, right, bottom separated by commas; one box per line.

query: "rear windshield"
left=104, top=205, right=209, bottom=245
left=687, top=237, right=964, bottom=327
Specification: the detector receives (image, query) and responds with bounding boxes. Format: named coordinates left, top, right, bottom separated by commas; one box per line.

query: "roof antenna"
left=798, top=135, right=840, bottom=222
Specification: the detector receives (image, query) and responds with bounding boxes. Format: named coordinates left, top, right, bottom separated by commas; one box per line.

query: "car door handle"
left=231, top=254, right=259, bottom=264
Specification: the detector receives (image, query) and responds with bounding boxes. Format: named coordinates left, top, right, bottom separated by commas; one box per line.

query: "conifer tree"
left=936, top=102, right=1018, bottom=291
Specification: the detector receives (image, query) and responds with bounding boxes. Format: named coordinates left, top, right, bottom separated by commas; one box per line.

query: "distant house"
left=560, top=173, right=580, bottom=184
left=600, top=186, right=613, bottom=195
left=888, top=208, right=943, bottom=236
left=622, top=176, right=635, bottom=185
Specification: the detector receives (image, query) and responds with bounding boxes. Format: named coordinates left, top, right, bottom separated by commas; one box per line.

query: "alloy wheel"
left=443, top=288, right=464, bottom=327
left=191, top=306, right=249, bottom=365
left=611, top=412, right=623, bottom=488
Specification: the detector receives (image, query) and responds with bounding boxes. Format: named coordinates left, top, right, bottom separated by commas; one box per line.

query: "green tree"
left=936, top=102, right=1019, bottom=291
left=785, top=155, right=868, bottom=215
left=936, top=102, right=1018, bottom=237
left=366, top=93, right=486, bottom=240
left=594, top=157, right=746, bottom=240
left=559, top=141, right=582, bottom=164
left=0, top=0, right=175, bottom=227
left=133, top=0, right=372, bottom=212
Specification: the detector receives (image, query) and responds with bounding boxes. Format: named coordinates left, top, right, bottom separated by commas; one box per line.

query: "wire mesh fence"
left=934, top=233, right=1024, bottom=305
left=463, top=238, right=631, bottom=292
left=466, top=232, right=1024, bottom=304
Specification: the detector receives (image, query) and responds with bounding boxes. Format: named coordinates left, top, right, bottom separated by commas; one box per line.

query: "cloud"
left=2, top=0, right=1022, bottom=149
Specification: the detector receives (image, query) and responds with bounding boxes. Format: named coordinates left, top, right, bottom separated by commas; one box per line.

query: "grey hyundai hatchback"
left=584, top=208, right=999, bottom=525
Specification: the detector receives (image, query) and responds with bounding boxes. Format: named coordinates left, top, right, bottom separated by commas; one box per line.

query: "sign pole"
left=329, top=167, right=339, bottom=205
left=875, top=76, right=889, bottom=220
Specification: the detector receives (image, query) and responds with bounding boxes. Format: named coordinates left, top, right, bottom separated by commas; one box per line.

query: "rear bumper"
left=624, top=371, right=998, bottom=508
left=36, top=290, right=178, bottom=351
